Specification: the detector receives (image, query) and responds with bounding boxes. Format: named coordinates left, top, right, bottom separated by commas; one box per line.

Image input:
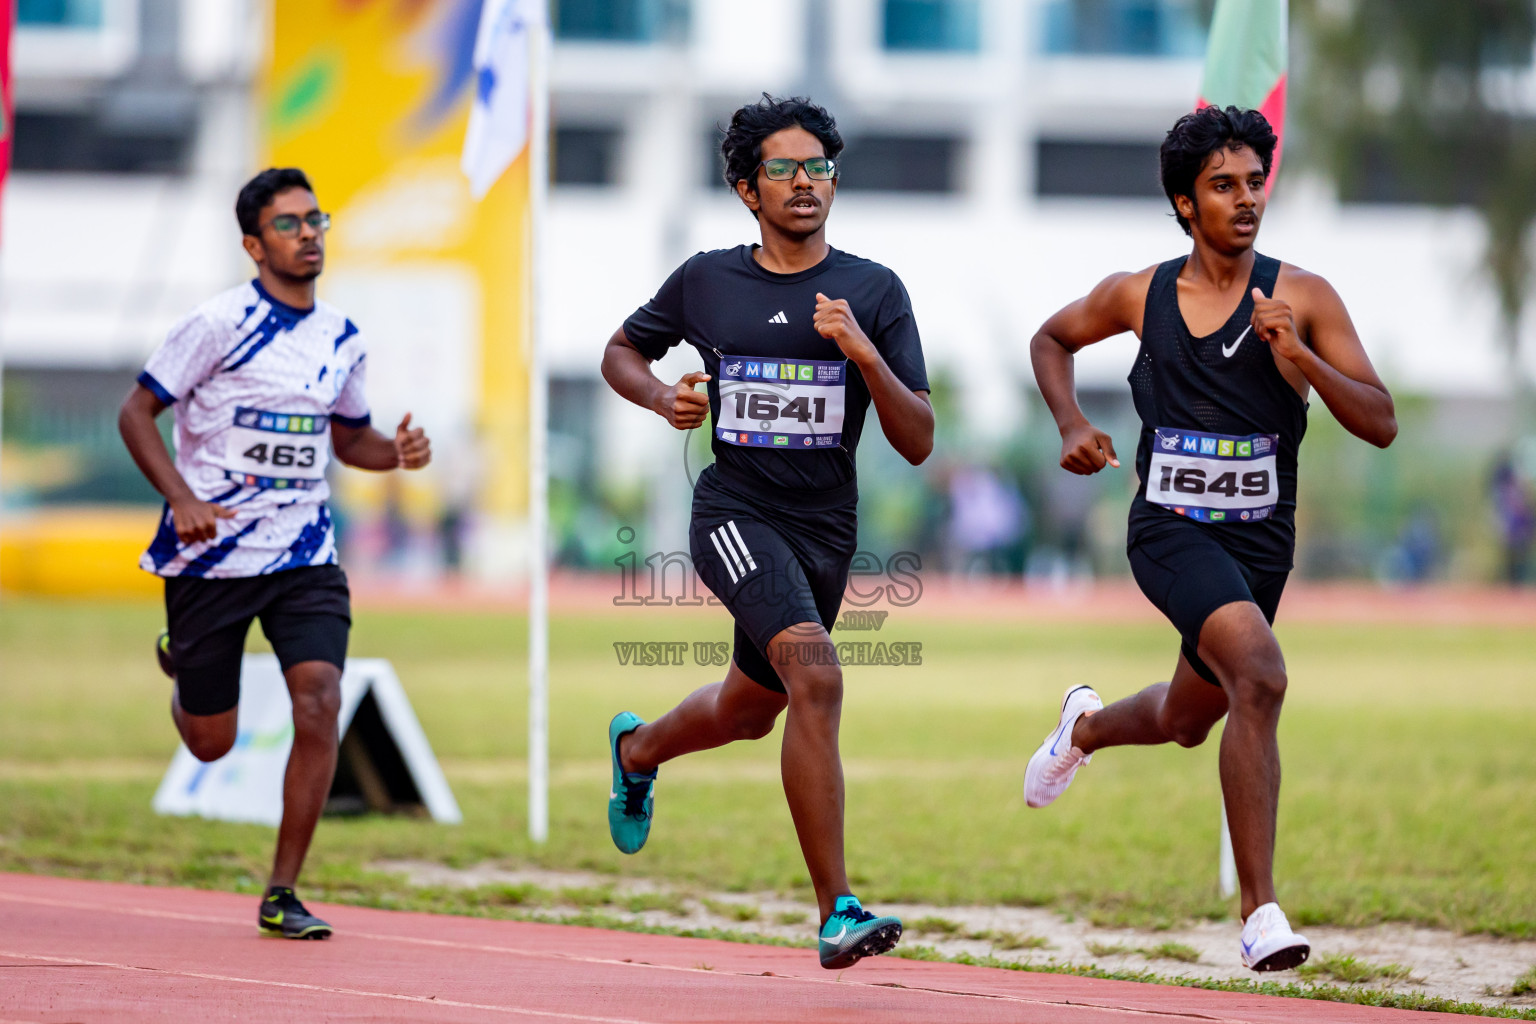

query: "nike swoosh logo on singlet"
left=1222, top=325, right=1252, bottom=358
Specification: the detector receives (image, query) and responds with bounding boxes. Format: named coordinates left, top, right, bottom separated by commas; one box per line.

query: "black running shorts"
left=1127, top=518, right=1288, bottom=686
left=688, top=466, right=857, bottom=694
left=163, top=564, right=351, bottom=716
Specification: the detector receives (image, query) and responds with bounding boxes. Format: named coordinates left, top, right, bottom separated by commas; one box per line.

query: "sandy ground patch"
left=371, top=859, right=1536, bottom=1012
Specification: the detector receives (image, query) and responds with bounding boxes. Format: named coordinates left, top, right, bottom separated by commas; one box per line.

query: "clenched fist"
left=813, top=292, right=875, bottom=363
left=1059, top=421, right=1120, bottom=475
left=394, top=412, right=432, bottom=469
left=169, top=496, right=237, bottom=544
left=656, top=371, right=710, bottom=430
left=1251, top=288, right=1306, bottom=364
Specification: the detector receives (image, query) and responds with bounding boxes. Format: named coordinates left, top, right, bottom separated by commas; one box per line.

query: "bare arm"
left=600, top=327, right=710, bottom=430
left=1029, top=269, right=1151, bottom=474
left=332, top=412, right=433, bottom=471
left=812, top=292, right=933, bottom=465
left=118, top=384, right=234, bottom=543
left=1258, top=272, right=1397, bottom=448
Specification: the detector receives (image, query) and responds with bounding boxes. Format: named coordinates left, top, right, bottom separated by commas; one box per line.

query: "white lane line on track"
left=0, top=891, right=1261, bottom=1023
left=0, top=950, right=658, bottom=1024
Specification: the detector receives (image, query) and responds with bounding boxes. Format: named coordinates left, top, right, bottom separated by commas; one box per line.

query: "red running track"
left=0, top=874, right=1488, bottom=1023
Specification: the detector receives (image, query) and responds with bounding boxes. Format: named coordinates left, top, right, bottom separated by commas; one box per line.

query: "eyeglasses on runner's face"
left=757, top=157, right=837, bottom=181
left=264, top=211, right=331, bottom=238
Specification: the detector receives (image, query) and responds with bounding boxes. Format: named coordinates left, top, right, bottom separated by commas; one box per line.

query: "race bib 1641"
left=1145, top=428, right=1279, bottom=523
left=715, top=355, right=846, bottom=451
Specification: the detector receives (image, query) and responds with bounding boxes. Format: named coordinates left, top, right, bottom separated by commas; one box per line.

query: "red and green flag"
left=1197, top=0, right=1288, bottom=192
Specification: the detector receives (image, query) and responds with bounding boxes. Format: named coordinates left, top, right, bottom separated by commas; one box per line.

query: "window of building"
left=1035, top=139, right=1163, bottom=198
left=18, top=0, right=103, bottom=26
left=13, top=111, right=193, bottom=174
left=839, top=134, right=963, bottom=194
left=1040, top=0, right=1210, bottom=58
left=16, top=0, right=137, bottom=77
left=553, top=0, right=686, bottom=43
left=1, top=366, right=165, bottom=505
left=883, top=0, right=980, bottom=53
left=702, top=125, right=727, bottom=189
left=553, top=126, right=622, bottom=186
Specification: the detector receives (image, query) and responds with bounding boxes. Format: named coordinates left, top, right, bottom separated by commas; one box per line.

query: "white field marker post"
left=1219, top=803, right=1238, bottom=899
left=527, top=12, right=551, bottom=844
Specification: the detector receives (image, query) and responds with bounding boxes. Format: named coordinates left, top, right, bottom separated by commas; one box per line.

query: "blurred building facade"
left=4, top=0, right=1535, bottom=583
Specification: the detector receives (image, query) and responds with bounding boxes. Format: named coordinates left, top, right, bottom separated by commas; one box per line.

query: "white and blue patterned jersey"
left=137, top=280, right=371, bottom=579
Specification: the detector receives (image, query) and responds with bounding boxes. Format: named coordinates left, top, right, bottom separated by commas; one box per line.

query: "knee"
left=1229, top=663, right=1287, bottom=711
left=727, top=708, right=778, bottom=741
left=187, top=733, right=235, bottom=762
left=293, top=690, right=341, bottom=734
left=176, top=699, right=236, bottom=761
left=785, top=663, right=843, bottom=713
left=289, top=673, right=342, bottom=734
left=1160, top=711, right=1214, bottom=749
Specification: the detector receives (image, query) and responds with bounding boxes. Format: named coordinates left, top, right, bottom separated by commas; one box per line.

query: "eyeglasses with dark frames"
left=264, top=211, right=331, bottom=238
left=756, top=157, right=837, bottom=181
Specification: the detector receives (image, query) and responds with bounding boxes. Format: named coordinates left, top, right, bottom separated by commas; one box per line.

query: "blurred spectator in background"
left=434, top=439, right=481, bottom=577
left=944, top=464, right=1028, bottom=576
left=1490, top=452, right=1535, bottom=585
left=381, top=474, right=411, bottom=571
left=1380, top=505, right=1442, bottom=584
left=1029, top=470, right=1098, bottom=584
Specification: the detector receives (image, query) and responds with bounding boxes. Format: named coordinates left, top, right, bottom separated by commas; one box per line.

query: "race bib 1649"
left=715, top=355, right=846, bottom=451
left=1145, top=428, right=1279, bottom=523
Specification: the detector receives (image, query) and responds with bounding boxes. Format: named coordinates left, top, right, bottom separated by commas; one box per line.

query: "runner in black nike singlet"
left=598, top=95, right=933, bottom=970
left=1022, top=107, right=1397, bottom=972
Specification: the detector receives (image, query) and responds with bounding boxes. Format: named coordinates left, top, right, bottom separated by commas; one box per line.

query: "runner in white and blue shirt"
left=137, top=278, right=371, bottom=578
left=119, top=168, right=431, bottom=941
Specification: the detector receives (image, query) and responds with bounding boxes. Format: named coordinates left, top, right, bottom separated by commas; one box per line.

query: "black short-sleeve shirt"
left=623, top=245, right=929, bottom=497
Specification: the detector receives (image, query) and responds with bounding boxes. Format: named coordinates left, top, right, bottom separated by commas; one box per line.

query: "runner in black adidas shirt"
left=1022, top=107, right=1397, bottom=971
left=600, top=95, right=932, bottom=970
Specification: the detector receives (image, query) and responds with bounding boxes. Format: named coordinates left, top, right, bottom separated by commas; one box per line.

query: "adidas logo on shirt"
left=769, top=311, right=788, bottom=324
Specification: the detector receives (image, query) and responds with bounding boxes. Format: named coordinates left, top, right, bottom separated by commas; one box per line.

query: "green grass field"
left=2, top=595, right=1533, bottom=937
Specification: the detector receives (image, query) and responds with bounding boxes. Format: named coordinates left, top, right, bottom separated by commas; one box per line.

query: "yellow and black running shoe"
left=155, top=630, right=175, bottom=679
left=258, top=887, right=333, bottom=940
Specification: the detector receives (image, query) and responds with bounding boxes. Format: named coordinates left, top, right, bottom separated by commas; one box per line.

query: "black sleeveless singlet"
left=1127, top=253, right=1308, bottom=571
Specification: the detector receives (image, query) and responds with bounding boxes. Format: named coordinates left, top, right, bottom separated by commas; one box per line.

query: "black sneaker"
left=258, top=887, right=333, bottom=939
left=155, top=630, right=175, bottom=679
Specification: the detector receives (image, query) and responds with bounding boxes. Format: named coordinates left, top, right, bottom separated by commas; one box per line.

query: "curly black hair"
left=1160, top=106, right=1277, bottom=236
left=720, top=93, right=843, bottom=193
left=236, top=167, right=315, bottom=237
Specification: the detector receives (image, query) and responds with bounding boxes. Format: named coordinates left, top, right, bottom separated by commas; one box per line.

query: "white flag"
left=461, top=0, right=540, bottom=200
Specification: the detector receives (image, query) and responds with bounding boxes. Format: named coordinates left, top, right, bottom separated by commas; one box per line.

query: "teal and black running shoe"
left=258, top=887, right=333, bottom=939
left=818, top=895, right=902, bottom=970
left=155, top=630, right=176, bottom=679
left=607, top=712, right=656, bottom=855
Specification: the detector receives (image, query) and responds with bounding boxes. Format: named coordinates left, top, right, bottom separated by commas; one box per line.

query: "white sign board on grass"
left=152, top=655, right=461, bottom=826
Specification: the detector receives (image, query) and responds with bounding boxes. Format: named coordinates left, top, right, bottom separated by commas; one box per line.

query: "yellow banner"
left=264, top=0, right=529, bottom=541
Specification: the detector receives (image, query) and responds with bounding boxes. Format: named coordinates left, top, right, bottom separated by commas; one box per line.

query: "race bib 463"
left=715, top=355, right=846, bottom=450
left=223, top=406, right=330, bottom=489
left=1145, top=428, right=1279, bottom=523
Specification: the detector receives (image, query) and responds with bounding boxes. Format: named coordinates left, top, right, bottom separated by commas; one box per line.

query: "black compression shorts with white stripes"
left=688, top=465, right=857, bottom=693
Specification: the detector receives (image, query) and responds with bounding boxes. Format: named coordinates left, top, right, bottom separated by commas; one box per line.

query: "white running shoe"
left=1024, top=685, right=1103, bottom=808
left=1240, top=902, right=1310, bottom=972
